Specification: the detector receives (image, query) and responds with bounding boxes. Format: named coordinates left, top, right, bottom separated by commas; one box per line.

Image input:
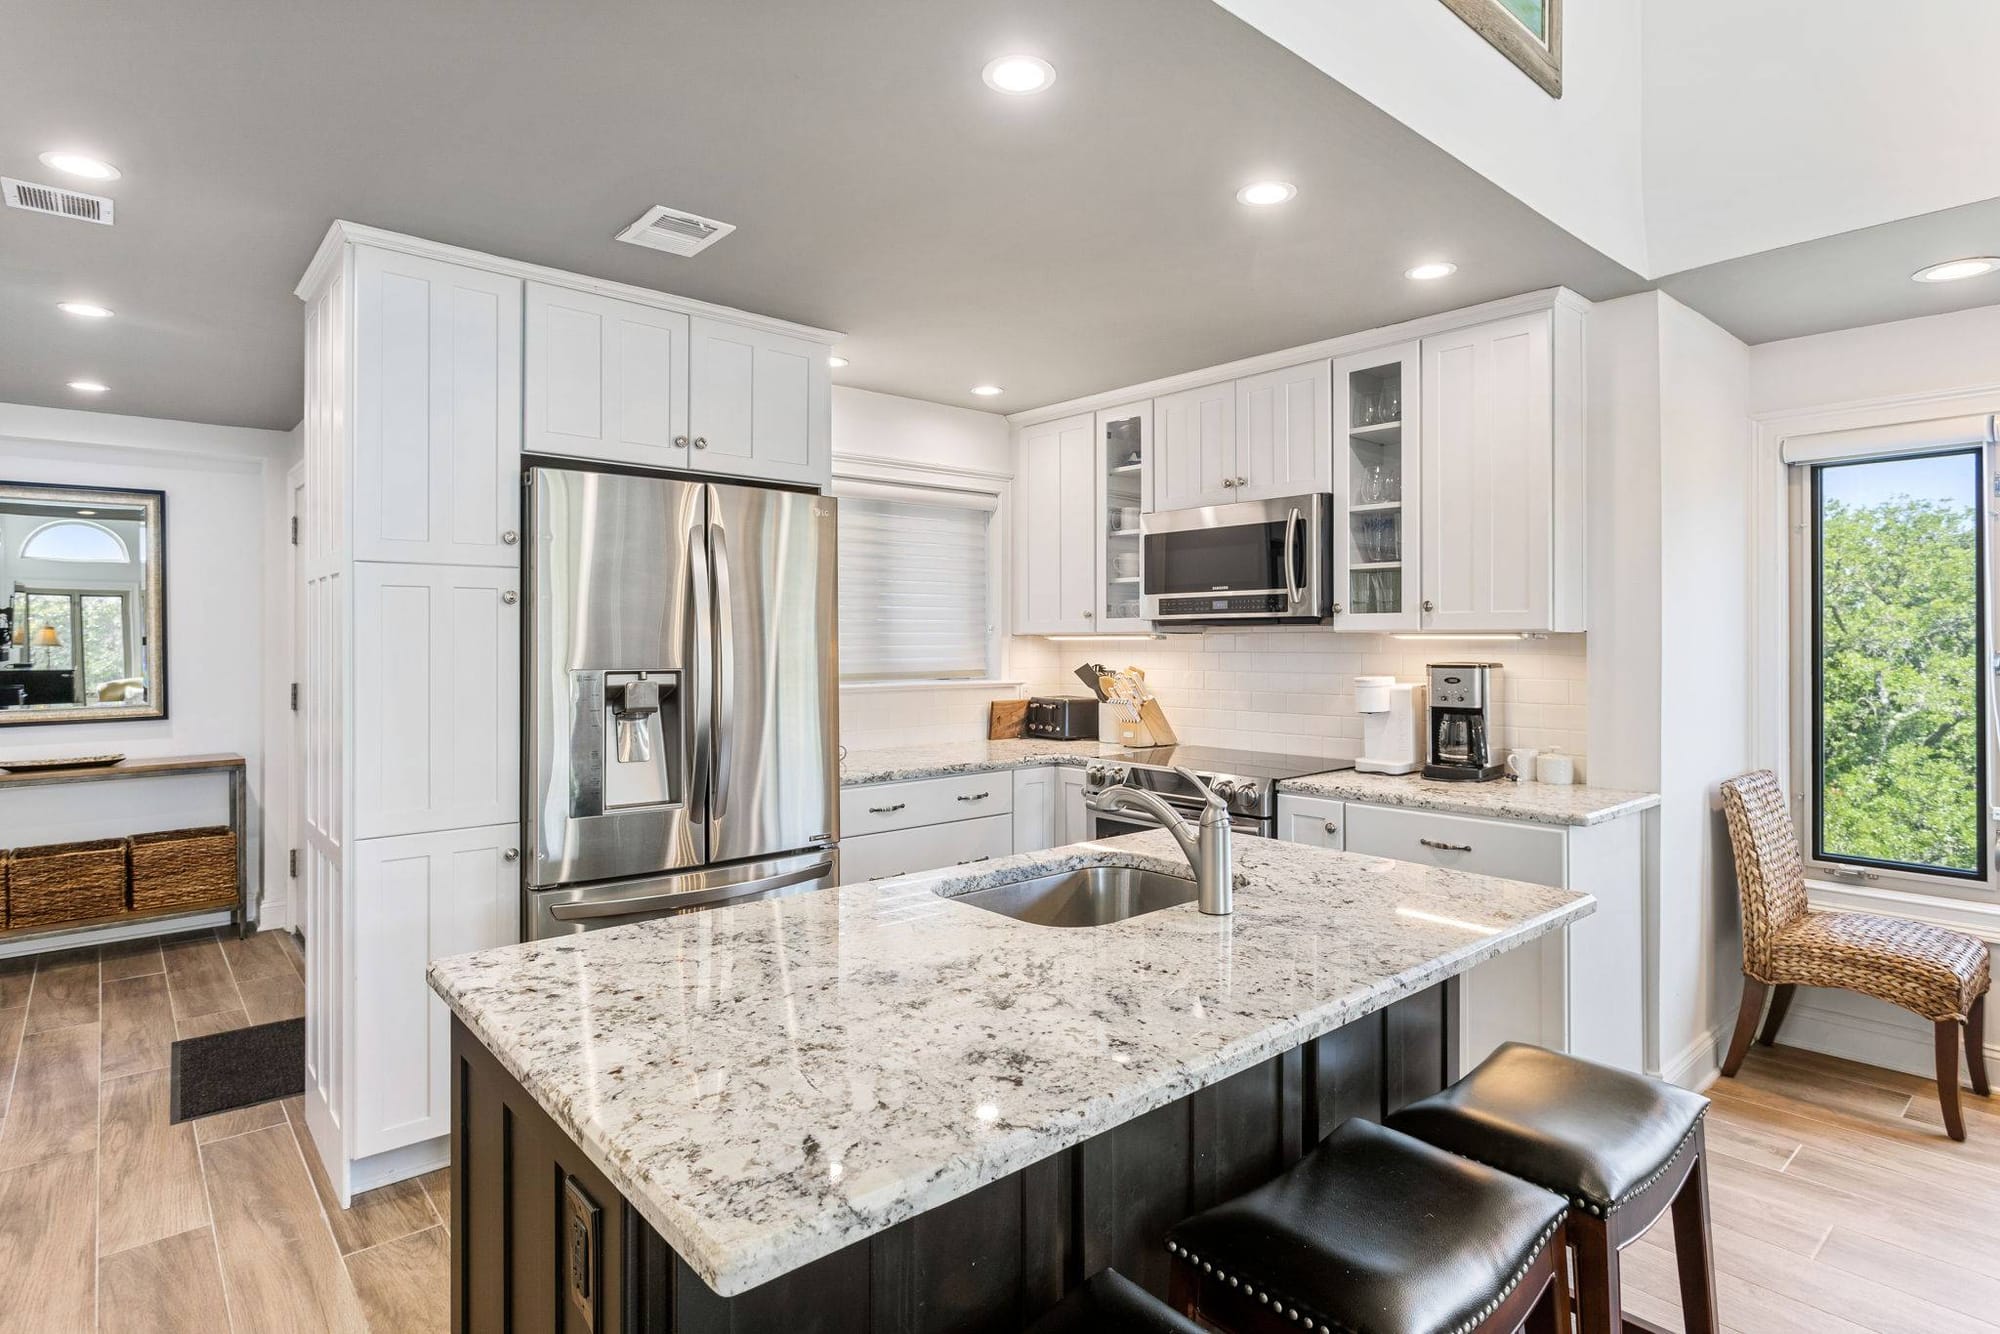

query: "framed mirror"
left=0, top=481, right=166, bottom=726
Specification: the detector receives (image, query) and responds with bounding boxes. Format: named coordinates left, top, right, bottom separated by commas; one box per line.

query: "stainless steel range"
left=1082, top=747, right=1354, bottom=840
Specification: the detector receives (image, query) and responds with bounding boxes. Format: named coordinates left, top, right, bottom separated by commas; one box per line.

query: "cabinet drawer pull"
left=1419, top=837, right=1472, bottom=853
left=867, top=802, right=907, bottom=815
left=957, top=791, right=990, bottom=802
left=1324, top=820, right=1339, bottom=835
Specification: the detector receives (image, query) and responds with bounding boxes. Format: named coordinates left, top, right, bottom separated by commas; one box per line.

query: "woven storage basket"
left=5, top=837, right=128, bottom=929
left=129, top=826, right=237, bottom=913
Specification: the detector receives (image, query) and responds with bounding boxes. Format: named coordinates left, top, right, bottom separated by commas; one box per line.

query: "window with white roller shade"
left=836, top=486, right=995, bottom=681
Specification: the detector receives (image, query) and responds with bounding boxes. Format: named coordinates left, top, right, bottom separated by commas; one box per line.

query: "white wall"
left=1644, top=1, right=2000, bottom=275
left=1749, top=303, right=2000, bottom=416
left=0, top=403, right=297, bottom=926
left=832, top=385, right=1012, bottom=475
left=1588, top=291, right=1754, bottom=1085
left=1214, top=0, right=1650, bottom=274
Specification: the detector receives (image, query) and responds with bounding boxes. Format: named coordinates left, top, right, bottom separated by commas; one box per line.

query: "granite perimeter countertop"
left=429, top=830, right=1592, bottom=1296
left=1276, top=770, right=1660, bottom=827
left=838, top=737, right=1128, bottom=785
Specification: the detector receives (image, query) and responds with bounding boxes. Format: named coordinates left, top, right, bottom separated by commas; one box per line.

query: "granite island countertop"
left=428, top=830, right=1592, bottom=1297
left=1276, top=770, right=1660, bottom=827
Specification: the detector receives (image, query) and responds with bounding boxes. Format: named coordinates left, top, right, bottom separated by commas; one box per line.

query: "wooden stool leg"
left=1936, top=1020, right=1968, bottom=1141
left=1669, top=1128, right=1719, bottom=1334
left=1756, top=984, right=1795, bottom=1047
left=1721, top=976, right=1768, bottom=1078
left=1571, top=1215, right=1620, bottom=1334
left=1967, top=995, right=1990, bottom=1097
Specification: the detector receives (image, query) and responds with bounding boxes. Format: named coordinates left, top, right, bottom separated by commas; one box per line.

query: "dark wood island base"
left=449, top=980, right=1455, bottom=1334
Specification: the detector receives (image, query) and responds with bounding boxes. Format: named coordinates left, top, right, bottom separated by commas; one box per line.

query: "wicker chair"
left=1719, top=770, right=1992, bottom=1139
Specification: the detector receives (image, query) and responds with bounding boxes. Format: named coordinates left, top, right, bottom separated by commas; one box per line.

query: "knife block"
left=1103, top=698, right=1178, bottom=747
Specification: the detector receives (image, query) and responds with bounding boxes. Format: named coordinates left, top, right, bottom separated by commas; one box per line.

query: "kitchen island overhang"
left=429, top=831, right=1592, bottom=1328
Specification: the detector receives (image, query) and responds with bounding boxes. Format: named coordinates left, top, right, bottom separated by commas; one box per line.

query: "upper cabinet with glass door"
left=1095, top=402, right=1151, bottom=631
left=1332, top=342, right=1421, bottom=630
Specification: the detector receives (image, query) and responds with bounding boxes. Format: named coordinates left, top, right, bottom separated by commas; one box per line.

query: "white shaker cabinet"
left=524, top=283, right=690, bottom=468
left=1419, top=306, right=1585, bottom=633
left=1234, top=360, right=1332, bottom=501
left=1056, top=766, right=1091, bottom=846
left=1012, top=766, right=1057, bottom=854
left=1015, top=413, right=1099, bottom=635
left=688, top=317, right=832, bottom=489
left=1276, top=792, right=1345, bottom=849
left=351, top=562, right=521, bottom=840
left=1151, top=381, right=1236, bottom=510
left=351, top=248, right=521, bottom=566
left=350, top=824, right=519, bottom=1158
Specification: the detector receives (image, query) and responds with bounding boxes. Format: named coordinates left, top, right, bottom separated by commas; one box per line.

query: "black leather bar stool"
left=1165, top=1119, right=1571, bottom=1334
left=1388, top=1043, right=1717, bottom=1334
left=1025, top=1268, right=1207, bottom=1333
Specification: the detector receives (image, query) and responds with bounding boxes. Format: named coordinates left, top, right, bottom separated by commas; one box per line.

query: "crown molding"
left=295, top=220, right=844, bottom=344
left=1005, top=287, right=1590, bottom=429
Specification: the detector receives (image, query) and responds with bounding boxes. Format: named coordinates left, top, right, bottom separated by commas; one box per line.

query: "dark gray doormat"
left=169, top=1017, right=306, bottom=1123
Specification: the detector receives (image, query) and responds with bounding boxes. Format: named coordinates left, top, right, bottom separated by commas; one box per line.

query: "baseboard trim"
left=1660, top=1021, right=1729, bottom=1092
left=345, top=1135, right=449, bottom=1199
left=1775, top=995, right=2000, bottom=1083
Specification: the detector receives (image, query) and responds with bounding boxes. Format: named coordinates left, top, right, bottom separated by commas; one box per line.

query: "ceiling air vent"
left=2, top=177, right=114, bottom=225
left=615, top=205, right=735, bottom=257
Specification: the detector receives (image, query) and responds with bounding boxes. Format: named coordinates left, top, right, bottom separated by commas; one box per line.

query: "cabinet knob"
left=1236, top=476, right=1247, bottom=487
left=1332, top=602, right=1343, bottom=614
left=1324, top=820, right=1339, bottom=835
left=693, top=436, right=709, bottom=450
left=1083, top=611, right=1094, bottom=619
left=502, top=590, right=519, bottom=605
left=1221, top=478, right=1235, bottom=489
left=502, top=848, right=519, bottom=862
left=673, top=435, right=690, bottom=449
left=501, top=530, right=518, bottom=545
left=1421, top=599, right=1435, bottom=612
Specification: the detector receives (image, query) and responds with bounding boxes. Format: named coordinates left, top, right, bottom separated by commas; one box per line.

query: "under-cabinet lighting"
left=1044, top=634, right=1163, bottom=643
left=39, top=150, right=121, bottom=181
left=1388, top=632, right=1538, bottom=641
left=1912, top=257, right=1999, bottom=284
left=1404, top=261, right=1458, bottom=281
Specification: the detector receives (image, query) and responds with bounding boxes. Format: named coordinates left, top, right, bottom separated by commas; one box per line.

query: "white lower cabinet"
left=841, top=814, right=1014, bottom=883
left=350, top=824, right=520, bottom=1158
left=1012, top=767, right=1057, bottom=854
left=1056, top=767, right=1090, bottom=845
left=1279, top=796, right=1644, bottom=1074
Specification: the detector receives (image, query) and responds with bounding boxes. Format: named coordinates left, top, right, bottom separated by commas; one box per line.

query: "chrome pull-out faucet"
left=1085, top=767, right=1234, bottom=915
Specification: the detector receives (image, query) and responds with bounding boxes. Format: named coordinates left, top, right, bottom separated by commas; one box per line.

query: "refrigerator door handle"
left=545, top=855, right=838, bottom=922
left=688, top=509, right=714, bottom=823
left=710, top=518, right=737, bottom=820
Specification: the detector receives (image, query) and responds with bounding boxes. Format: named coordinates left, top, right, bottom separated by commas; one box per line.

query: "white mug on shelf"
left=1118, top=506, right=1141, bottom=532
left=1112, top=552, right=1140, bottom=577
left=1536, top=749, right=1575, bottom=786
left=1504, top=748, right=1539, bottom=782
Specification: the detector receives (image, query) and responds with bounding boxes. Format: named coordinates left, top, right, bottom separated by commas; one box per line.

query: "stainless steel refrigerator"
left=523, top=465, right=839, bottom=937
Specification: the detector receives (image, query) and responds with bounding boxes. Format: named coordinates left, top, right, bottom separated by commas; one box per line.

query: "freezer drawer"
left=523, top=849, right=837, bottom=939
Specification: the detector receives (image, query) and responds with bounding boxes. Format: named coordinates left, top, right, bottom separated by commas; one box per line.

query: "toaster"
left=1024, top=696, right=1100, bottom=740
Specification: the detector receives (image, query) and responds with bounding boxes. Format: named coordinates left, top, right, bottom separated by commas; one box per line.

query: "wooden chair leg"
left=1756, top=984, right=1795, bottom=1047
left=1669, top=1127, right=1720, bottom=1334
left=1721, top=976, right=1768, bottom=1078
left=1570, top=1214, right=1620, bottom=1334
left=1967, top=995, right=1990, bottom=1097
left=1935, top=1020, right=1967, bottom=1142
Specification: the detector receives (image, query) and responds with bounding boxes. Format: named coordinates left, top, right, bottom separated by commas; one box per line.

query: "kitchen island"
left=429, top=831, right=1591, bottom=1332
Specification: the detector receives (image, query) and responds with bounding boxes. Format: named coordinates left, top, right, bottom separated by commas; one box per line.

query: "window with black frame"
left=1805, top=447, right=1986, bottom=883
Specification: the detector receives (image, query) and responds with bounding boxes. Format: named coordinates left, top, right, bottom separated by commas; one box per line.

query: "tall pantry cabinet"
left=296, top=223, right=839, bottom=1203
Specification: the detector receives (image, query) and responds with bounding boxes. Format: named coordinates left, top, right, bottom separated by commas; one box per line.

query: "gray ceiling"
left=0, top=0, right=1653, bottom=432
left=1659, top=196, right=2000, bottom=347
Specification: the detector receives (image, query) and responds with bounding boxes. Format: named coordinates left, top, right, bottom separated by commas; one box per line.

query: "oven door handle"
left=1283, top=507, right=1304, bottom=605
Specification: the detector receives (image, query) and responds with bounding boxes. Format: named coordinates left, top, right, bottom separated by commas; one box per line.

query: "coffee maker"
left=1423, top=663, right=1504, bottom=781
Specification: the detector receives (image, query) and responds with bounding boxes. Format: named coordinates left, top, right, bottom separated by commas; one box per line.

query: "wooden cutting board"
left=988, top=699, right=1028, bottom=739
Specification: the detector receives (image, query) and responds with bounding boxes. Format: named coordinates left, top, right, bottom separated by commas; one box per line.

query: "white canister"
left=1504, top=748, right=1539, bottom=782
left=1535, top=749, right=1575, bottom=785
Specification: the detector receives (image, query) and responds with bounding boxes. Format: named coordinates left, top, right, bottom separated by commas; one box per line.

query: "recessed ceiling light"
left=970, top=384, right=1004, bottom=397
left=982, top=55, right=1055, bottom=95
left=1404, top=261, right=1458, bottom=281
left=1235, top=180, right=1297, bottom=207
left=1912, top=257, right=1999, bottom=284
left=57, top=301, right=114, bottom=319
left=67, top=380, right=109, bottom=393
left=38, top=151, right=120, bottom=181
left=827, top=355, right=848, bottom=369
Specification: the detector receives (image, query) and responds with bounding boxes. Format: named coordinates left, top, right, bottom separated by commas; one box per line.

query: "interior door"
left=705, top=484, right=839, bottom=864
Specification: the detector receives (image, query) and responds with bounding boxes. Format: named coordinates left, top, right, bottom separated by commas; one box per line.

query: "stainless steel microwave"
left=1141, top=493, right=1333, bottom=623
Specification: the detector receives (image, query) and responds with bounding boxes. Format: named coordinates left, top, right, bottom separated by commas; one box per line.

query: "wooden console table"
left=0, top=753, right=250, bottom=947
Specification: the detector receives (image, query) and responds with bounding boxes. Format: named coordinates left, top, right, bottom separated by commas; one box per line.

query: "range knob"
left=1084, top=763, right=1108, bottom=787
left=1208, top=777, right=1239, bottom=804
left=1105, top=765, right=1130, bottom=787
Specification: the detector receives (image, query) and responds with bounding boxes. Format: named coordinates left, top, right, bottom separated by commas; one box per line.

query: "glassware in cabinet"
left=1095, top=402, right=1152, bottom=629
left=1332, top=343, right=1420, bottom=630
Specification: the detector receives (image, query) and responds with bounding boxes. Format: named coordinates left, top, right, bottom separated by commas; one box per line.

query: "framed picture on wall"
left=1440, top=0, right=1562, bottom=98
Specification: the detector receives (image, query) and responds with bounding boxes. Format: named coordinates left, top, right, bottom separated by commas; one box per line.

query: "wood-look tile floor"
left=0, top=929, right=448, bottom=1334
left=2, top=941, right=1996, bottom=1334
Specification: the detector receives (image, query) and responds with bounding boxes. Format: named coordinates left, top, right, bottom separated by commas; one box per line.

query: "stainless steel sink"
left=946, top=865, right=1199, bottom=928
